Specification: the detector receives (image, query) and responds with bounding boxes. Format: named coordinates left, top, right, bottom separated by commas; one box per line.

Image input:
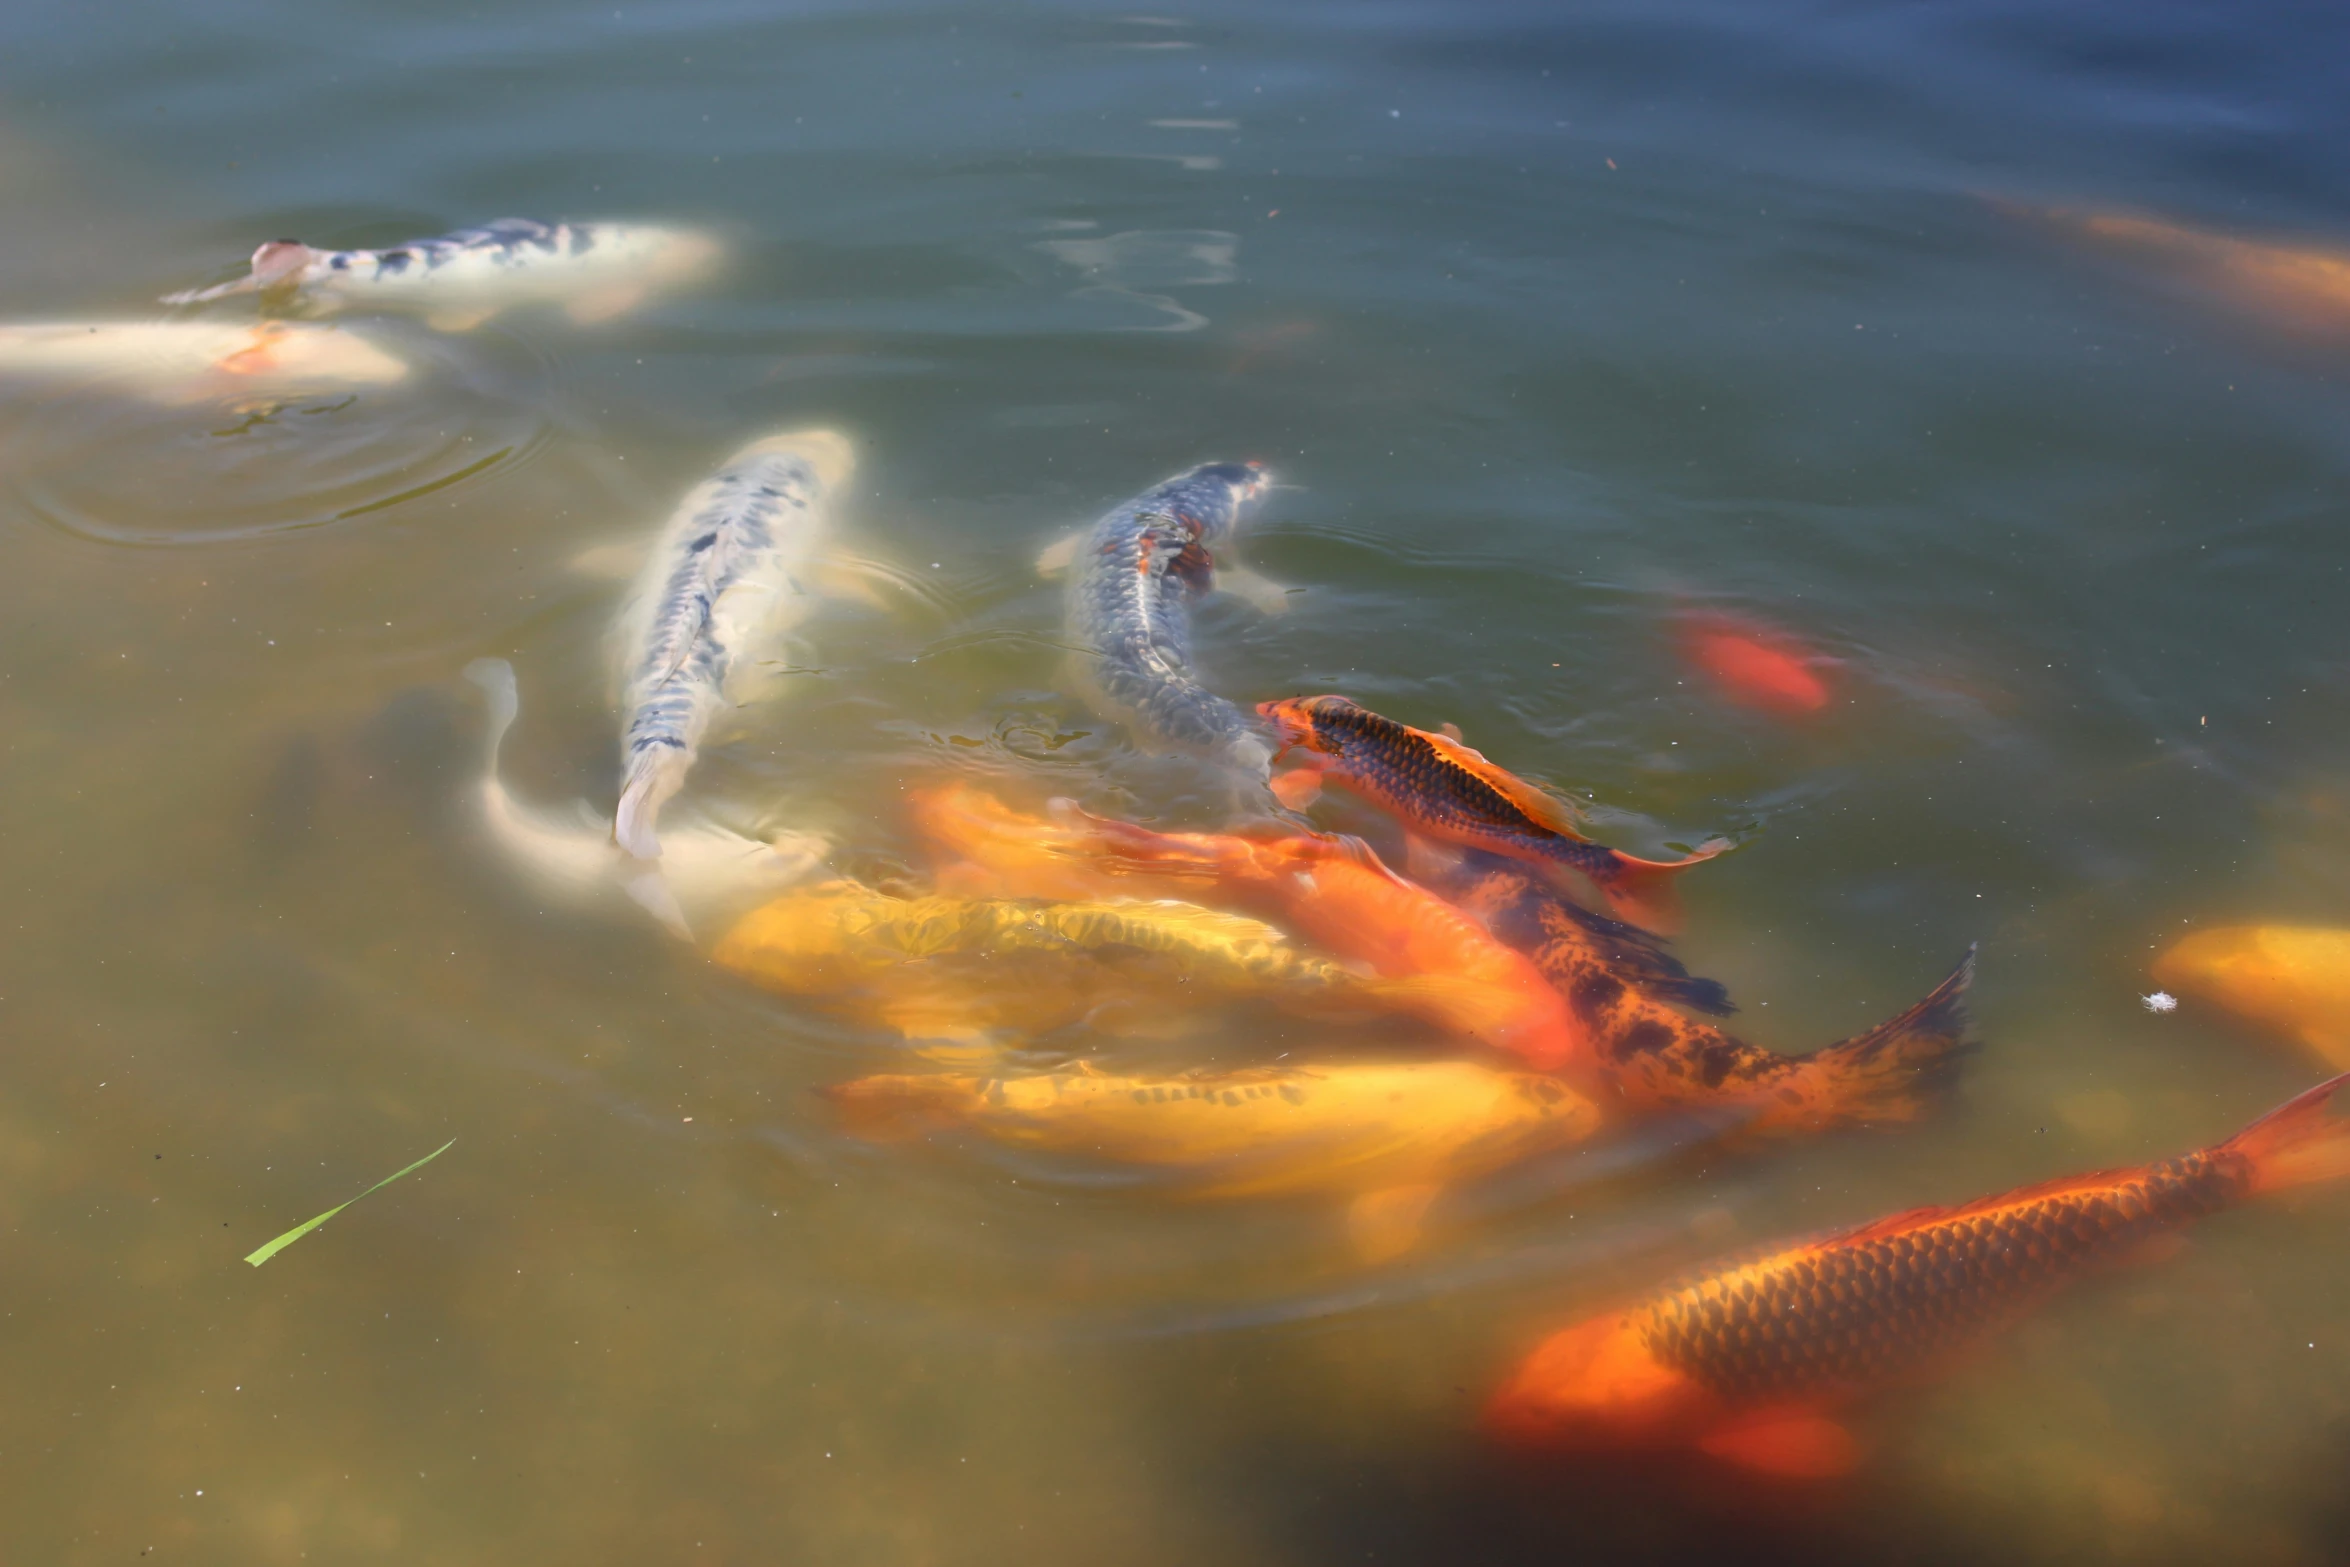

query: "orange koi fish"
left=905, top=783, right=1592, bottom=1074
left=1257, top=695, right=1722, bottom=931
left=1449, top=855, right=1975, bottom=1134
left=2152, top=925, right=2350, bottom=1070
left=2003, top=199, right=2350, bottom=338
left=1679, top=612, right=1833, bottom=718
left=1487, top=1071, right=2350, bottom=1478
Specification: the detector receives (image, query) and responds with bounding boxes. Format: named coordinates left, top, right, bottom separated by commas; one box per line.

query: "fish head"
left=1164, top=460, right=1270, bottom=543
left=1255, top=694, right=1358, bottom=759
left=1483, top=1312, right=1711, bottom=1452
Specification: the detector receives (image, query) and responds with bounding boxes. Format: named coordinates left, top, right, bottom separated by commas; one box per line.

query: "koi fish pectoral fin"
left=565, top=284, right=649, bottom=325
left=619, top=864, right=694, bottom=941
left=1217, top=562, right=1294, bottom=616
left=1696, top=1409, right=1860, bottom=1479
left=1035, top=530, right=1086, bottom=579
left=568, top=539, right=649, bottom=579
left=424, top=307, right=497, bottom=333
left=1268, top=769, right=1325, bottom=811
left=1345, top=1183, right=1443, bottom=1262
left=1584, top=840, right=1733, bottom=934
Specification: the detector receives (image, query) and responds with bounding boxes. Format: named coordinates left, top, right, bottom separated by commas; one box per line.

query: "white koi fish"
left=163, top=218, right=719, bottom=332
left=612, top=428, right=856, bottom=862
left=462, top=658, right=827, bottom=940
left=0, top=319, right=408, bottom=402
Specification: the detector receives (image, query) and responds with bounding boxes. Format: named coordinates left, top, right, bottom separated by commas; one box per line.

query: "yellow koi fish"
left=826, top=1058, right=1603, bottom=1258
left=2153, top=924, right=2350, bottom=1069
left=712, top=881, right=1382, bottom=1050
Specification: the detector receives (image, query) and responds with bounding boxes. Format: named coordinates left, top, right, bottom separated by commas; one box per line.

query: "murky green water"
left=6, top=2, right=2350, bottom=1561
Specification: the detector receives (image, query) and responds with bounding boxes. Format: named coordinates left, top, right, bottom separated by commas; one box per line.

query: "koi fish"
left=0, top=319, right=408, bottom=402
left=1036, top=461, right=1286, bottom=777
left=612, top=429, right=855, bottom=863
left=163, top=218, right=719, bottom=332
left=712, top=880, right=1385, bottom=1051
left=827, top=1058, right=1602, bottom=1258
left=1679, top=612, right=1834, bottom=718
left=462, top=658, right=827, bottom=940
left=2000, top=199, right=2350, bottom=338
left=1258, top=695, right=1723, bottom=930
left=1450, top=855, right=1976, bottom=1134
left=1486, top=1071, right=2350, bottom=1478
left=904, top=784, right=1590, bottom=1074
left=2152, top=925, right=2350, bottom=1070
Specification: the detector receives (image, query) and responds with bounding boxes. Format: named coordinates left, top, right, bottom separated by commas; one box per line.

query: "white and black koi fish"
left=0, top=319, right=408, bottom=401
left=613, top=428, right=856, bottom=862
left=463, top=659, right=827, bottom=940
left=1039, top=461, right=1284, bottom=776
left=163, top=219, right=719, bottom=331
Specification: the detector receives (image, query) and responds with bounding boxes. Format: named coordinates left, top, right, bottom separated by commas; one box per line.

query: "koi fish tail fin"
left=2221, top=1071, right=2350, bottom=1197
left=1785, top=946, right=1978, bottom=1129
left=1581, top=839, right=1728, bottom=933
left=820, top=1073, right=975, bottom=1142
left=1539, top=895, right=1735, bottom=1017
left=614, top=743, right=688, bottom=861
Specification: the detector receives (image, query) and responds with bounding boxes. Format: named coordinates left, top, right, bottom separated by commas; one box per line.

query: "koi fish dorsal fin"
left=1417, top=729, right=1591, bottom=841
left=1697, top=1408, right=1859, bottom=1479
left=1035, top=529, right=1086, bottom=578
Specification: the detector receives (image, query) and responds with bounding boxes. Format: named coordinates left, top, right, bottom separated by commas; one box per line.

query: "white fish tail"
left=614, top=743, right=688, bottom=860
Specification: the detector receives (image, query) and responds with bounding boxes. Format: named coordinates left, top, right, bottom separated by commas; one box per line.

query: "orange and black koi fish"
left=905, top=783, right=1595, bottom=1076
left=1487, top=1071, right=2350, bottom=1478
left=1257, top=695, right=1722, bottom=931
left=1448, top=854, right=1974, bottom=1134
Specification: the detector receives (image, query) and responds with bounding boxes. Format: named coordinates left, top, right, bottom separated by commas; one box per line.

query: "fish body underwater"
left=905, top=784, right=1589, bottom=1073
left=1050, top=461, right=1280, bottom=777
left=1485, top=1071, right=2350, bottom=1478
left=1451, top=855, right=1976, bottom=1134
left=462, top=659, right=827, bottom=939
left=163, top=218, right=719, bottom=330
left=1677, top=613, right=1834, bottom=718
left=0, top=319, right=408, bottom=401
left=2000, top=200, right=2350, bottom=339
left=711, top=880, right=1381, bottom=1048
left=827, top=1058, right=1603, bottom=1255
left=2153, top=925, right=2350, bottom=1069
left=1260, top=694, right=1722, bottom=929
left=612, top=428, right=855, bottom=863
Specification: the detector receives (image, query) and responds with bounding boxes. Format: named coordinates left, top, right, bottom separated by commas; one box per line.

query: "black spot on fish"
left=378, top=249, right=413, bottom=275
left=688, top=531, right=718, bottom=554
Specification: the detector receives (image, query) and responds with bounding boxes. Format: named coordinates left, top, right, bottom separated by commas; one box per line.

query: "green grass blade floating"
left=243, top=1139, right=455, bottom=1268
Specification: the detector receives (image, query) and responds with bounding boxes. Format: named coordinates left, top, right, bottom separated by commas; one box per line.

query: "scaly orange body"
left=1487, top=1072, right=2350, bottom=1477
left=1449, top=855, right=1974, bottom=1134
left=906, top=784, right=1592, bottom=1074
left=1258, top=695, right=1720, bottom=930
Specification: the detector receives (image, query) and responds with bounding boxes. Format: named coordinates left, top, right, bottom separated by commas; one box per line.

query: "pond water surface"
left=5, top=2, right=2350, bottom=1563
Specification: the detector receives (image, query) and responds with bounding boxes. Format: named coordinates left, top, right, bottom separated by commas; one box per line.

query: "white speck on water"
left=2142, top=991, right=2178, bottom=1013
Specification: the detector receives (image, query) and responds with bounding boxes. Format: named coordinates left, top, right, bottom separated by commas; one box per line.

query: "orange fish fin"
left=1269, top=768, right=1325, bottom=811
left=1346, top=1183, right=1443, bottom=1262
left=1697, top=1408, right=1859, bottom=1479
left=1584, top=839, right=1733, bottom=933
left=2219, top=1070, right=2350, bottom=1195
left=1437, top=721, right=1465, bottom=742
left=1418, top=730, right=1592, bottom=840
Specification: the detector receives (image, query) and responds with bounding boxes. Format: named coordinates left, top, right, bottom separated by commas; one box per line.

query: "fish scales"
left=1304, top=698, right=1620, bottom=881
left=1644, top=1155, right=2238, bottom=1403
left=614, top=431, right=851, bottom=860
left=1067, top=462, right=1271, bottom=771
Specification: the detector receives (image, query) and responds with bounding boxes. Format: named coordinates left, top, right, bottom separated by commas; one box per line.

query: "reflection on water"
left=4, top=0, right=2350, bottom=1562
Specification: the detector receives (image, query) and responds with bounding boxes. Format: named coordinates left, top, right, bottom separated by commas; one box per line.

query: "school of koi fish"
left=51, top=201, right=2350, bottom=1487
